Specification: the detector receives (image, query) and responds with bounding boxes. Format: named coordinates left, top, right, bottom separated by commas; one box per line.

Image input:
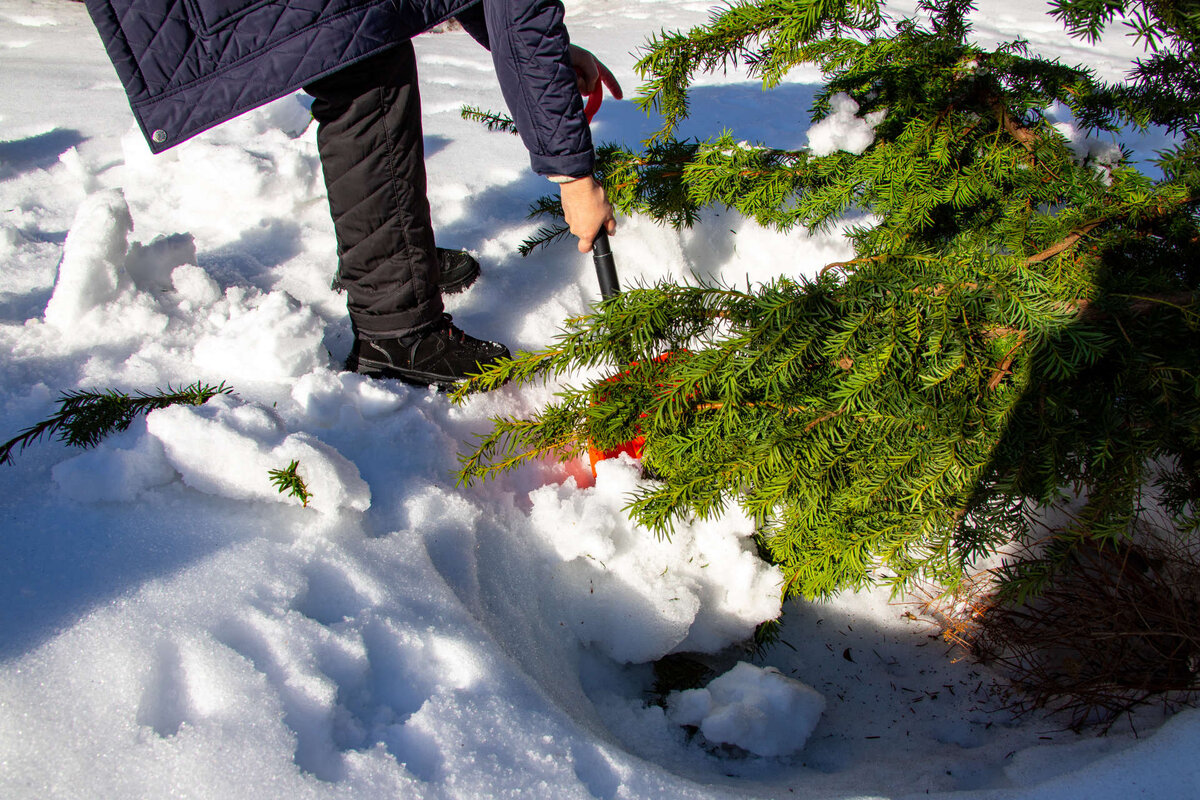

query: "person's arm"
left=552, top=45, right=621, bottom=251
left=458, top=12, right=624, bottom=111
left=480, top=0, right=592, bottom=177
left=455, top=3, right=490, bottom=50
left=476, top=0, right=618, bottom=249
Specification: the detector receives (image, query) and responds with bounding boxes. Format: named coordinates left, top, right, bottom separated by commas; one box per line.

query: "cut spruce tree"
left=455, top=0, right=1199, bottom=601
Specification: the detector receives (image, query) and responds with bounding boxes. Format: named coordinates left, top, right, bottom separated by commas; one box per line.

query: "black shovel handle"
left=592, top=229, right=620, bottom=300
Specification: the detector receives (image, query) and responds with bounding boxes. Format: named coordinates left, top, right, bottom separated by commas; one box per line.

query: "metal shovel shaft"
left=592, top=230, right=619, bottom=299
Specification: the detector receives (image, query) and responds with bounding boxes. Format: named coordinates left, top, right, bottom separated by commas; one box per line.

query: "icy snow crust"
left=2, top=0, right=1198, bottom=797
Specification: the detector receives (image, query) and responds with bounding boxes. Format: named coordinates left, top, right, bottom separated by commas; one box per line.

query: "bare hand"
left=568, top=45, right=623, bottom=119
left=560, top=176, right=616, bottom=253
left=561, top=47, right=620, bottom=251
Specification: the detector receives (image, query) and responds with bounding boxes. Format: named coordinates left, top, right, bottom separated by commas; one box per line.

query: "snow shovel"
left=582, top=71, right=651, bottom=474
left=587, top=230, right=653, bottom=474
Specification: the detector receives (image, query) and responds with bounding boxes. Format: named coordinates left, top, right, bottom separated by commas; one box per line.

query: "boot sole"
left=352, top=357, right=464, bottom=388
left=351, top=355, right=508, bottom=390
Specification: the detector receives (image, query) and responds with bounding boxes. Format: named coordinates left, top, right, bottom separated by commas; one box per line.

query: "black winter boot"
left=347, top=314, right=509, bottom=387
left=437, top=248, right=481, bottom=294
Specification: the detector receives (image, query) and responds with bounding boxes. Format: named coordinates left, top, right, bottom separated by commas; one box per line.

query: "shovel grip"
left=592, top=229, right=619, bottom=300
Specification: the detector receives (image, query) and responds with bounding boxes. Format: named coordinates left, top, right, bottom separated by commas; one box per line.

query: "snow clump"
left=190, top=286, right=325, bottom=383
left=144, top=393, right=371, bottom=513
left=806, top=92, right=886, bottom=157
left=42, top=189, right=167, bottom=341
left=528, top=456, right=783, bottom=663
left=667, top=661, right=826, bottom=757
left=31, top=187, right=327, bottom=384
left=51, top=429, right=178, bottom=503
left=50, top=392, right=373, bottom=513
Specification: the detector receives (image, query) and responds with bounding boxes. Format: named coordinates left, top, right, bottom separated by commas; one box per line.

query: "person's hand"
left=568, top=45, right=623, bottom=120
left=559, top=48, right=620, bottom=251
left=559, top=175, right=616, bottom=253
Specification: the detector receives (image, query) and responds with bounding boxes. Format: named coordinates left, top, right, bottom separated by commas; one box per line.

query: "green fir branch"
left=0, top=382, right=233, bottom=466
left=268, top=459, right=313, bottom=508
left=460, top=105, right=519, bottom=134
left=635, top=0, right=884, bottom=140
left=519, top=224, right=573, bottom=256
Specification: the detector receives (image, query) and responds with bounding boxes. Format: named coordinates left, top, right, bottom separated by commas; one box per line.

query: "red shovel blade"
left=588, top=436, right=646, bottom=474
left=586, top=351, right=683, bottom=477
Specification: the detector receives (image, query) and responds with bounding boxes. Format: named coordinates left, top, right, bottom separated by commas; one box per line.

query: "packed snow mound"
left=190, top=286, right=326, bottom=382
left=116, top=117, right=323, bottom=247
left=31, top=187, right=328, bottom=384
left=52, top=392, right=373, bottom=513
left=43, top=189, right=131, bottom=327
left=667, top=662, right=826, bottom=757
left=528, top=456, right=783, bottom=663
left=289, top=369, right=407, bottom=427
left=143, top=393, right=371, bottom=513
left=42, top=189, right=168, bottom=341
left=806, top=92, right=886, bottom=157
left=51, top=429, right=178, bottom=503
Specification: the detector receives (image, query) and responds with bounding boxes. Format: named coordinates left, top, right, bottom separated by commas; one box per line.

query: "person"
left=83, top=0, right=621, bottom=386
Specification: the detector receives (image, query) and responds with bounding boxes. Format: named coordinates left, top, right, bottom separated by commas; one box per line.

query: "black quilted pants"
left=305, top=42, right=443, bottom=339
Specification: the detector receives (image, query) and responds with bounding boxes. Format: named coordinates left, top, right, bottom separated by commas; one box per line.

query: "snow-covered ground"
left=1, top=0, right=1197, bottom=797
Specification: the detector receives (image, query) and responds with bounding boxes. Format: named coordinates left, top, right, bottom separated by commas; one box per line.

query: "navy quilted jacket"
left=84, top=0, right=595, bottom=177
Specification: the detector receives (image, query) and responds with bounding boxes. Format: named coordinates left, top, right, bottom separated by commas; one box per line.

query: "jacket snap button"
left=151, top=129, right=167, bottom=144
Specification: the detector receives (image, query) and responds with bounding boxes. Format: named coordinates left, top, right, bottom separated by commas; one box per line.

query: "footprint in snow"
left=292, top=558, right=376, bottom=626
left=212, top=612, right=346, bottom=782
left=136, top=639, right=193, bottom=738
left=329, top=618, right=445, bottom=782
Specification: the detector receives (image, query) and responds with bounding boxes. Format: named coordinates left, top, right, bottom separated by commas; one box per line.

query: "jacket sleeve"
left=456, top=2, right=490, bottom=50
left=479, top=0, right=595, bottom=178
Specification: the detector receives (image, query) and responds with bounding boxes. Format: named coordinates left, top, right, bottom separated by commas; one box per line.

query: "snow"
left=528, top=457, right=783, bottom=663
left=42, top=189, right=136, bottom=331
left=1, top=0, right=1197, bottom=798
left=667, top=662, right=827, bottom=757
left=143, top=395, right=373, bottom=514
left=805, top=93, right=885, bottom=157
